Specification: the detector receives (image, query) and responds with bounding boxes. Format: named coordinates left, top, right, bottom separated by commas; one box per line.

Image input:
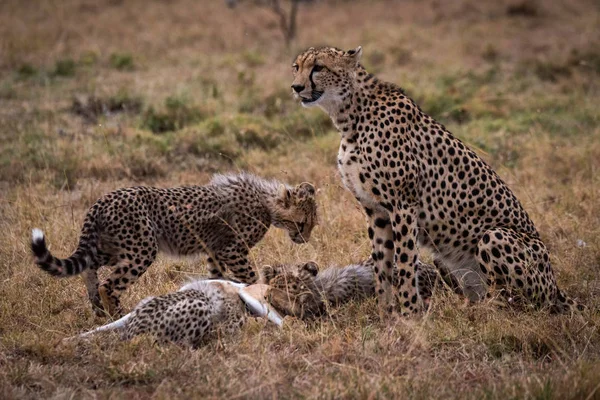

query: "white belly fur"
left=338, top=144, right=381, bottom=210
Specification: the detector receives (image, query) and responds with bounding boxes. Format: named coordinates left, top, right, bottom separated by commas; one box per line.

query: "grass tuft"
left=506, top=1, right=539, bottom=17
left=16, top=63, right=37, bottom=79
left=71, top=91, right=143, bottom=122
left=142, top=95, right=206, bottom=133
left=52, top=58, right=77, bottom=77
left=109, top=52, right=135, bottom=71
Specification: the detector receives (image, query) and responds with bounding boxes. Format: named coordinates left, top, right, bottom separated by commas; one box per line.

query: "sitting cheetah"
left=291, top=46, right=582, bottom=314
left=31, top=172, right=317, bottom=316
left=69, top=279, right=283, bottom=348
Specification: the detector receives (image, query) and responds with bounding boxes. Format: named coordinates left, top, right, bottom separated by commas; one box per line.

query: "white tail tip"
left=32, top=228, right=44, bottom=242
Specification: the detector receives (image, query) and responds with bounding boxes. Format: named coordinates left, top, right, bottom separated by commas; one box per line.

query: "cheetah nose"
left=291, top=84, right=305, bottom=93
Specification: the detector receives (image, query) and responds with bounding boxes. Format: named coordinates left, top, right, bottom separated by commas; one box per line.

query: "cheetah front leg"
left=206, top=254, right=227, bottom=280
left=390, top=207, right=420, bottom=315
left=83, top=268, right=104, bottom=316
left=364, top=207, right=397, bottom=314
left=83, top=250, right=112, bottom=316
left=212, top=241, right=258, bottom=284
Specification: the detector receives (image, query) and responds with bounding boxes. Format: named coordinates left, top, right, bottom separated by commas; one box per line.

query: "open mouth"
left=300, top=91, right=323, bottom=104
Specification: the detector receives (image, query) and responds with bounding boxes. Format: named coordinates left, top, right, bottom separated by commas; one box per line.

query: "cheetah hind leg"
left=83, top=268, right=105, bottom=317
left=476, top=228, right=583, bottom=313
left=82, top=250, right=113, bottom=317
left=99, top=254, right=156, bottom=317
left=99, top=227, right=158, bottom=317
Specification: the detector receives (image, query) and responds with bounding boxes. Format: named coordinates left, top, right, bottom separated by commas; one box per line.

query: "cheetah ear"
left=302, top=261, right=319, bottom=277
left=344, top=46, right=363, bottom=65
left=278, top=184, right=292, bottom=208
left=296, top=182, right=316, bottom=200
left=260, top=265, right=277, bottom=283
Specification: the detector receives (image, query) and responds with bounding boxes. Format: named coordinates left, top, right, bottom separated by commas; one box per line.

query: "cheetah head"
left=272, top=182, right=318, bottom=244
left=291, top=46, right=363, bottom=110
left=260, top=261, right=324, bottom=318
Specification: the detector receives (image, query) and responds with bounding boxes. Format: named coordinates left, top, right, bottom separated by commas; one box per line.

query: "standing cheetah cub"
left=31, top=172, right=317, bottom=316
left=291, top=46, right=582, bottom=314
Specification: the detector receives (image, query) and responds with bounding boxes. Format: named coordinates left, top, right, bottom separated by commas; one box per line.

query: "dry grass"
left=1, top=0, right=599, bottom=398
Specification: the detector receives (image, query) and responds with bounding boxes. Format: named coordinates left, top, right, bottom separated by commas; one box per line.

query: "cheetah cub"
left=31, top=172, right=317, bottom=316
left=261, top=260, right=376, bottom=318
left=69, top=279, right=283, bottom=348
left=261, top=258, right=455, bottom=318
left=291, top=46, right=582, bottom=314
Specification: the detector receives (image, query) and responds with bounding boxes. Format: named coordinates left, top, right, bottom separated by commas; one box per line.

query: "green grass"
left=109, top=52, right=135, bottom=71
left=52, top=58, right=77, bottom=77
left=141, top=94, right=206, bottom=133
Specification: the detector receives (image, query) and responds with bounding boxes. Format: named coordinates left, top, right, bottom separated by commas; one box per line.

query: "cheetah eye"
left=312, top=64, right=324, bottom=73
left=282, top=219, right=304, bottom=229
left=292, top=64, right=299, bottom=72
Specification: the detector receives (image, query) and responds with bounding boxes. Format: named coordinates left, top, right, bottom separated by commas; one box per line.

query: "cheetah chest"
left=337, top=139, right=381, bottom=210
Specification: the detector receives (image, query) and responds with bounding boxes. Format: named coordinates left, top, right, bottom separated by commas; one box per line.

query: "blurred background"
left=1, top=0, right=598, bottom=188
left=1, top=1, right=599, bottom=398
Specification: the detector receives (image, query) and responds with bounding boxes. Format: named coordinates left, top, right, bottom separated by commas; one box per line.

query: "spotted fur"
left=291, top=46, right=583, bottom=314
left=261, top=258, right=462, bottom=318
left=261, top=260, right=375, bottom=318
left=31, top=172, right=317, bottom=316
left=71, top=280, right=247, bottom=348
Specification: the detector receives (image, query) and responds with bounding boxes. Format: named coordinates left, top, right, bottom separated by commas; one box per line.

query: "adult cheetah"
left=31, top=172, right=317, bottom=316
left=291, top=46, right=582, bottom=314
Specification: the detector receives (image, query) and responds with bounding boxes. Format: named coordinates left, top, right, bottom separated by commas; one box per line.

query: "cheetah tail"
left=64, top=296, right=153, bottom=342
left=31, top=222, right=99, bottom=278
left=64, top=312, right=133, bottom=342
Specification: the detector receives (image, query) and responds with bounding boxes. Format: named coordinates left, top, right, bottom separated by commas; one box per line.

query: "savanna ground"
left=1, top=0, right=599, bottom=398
